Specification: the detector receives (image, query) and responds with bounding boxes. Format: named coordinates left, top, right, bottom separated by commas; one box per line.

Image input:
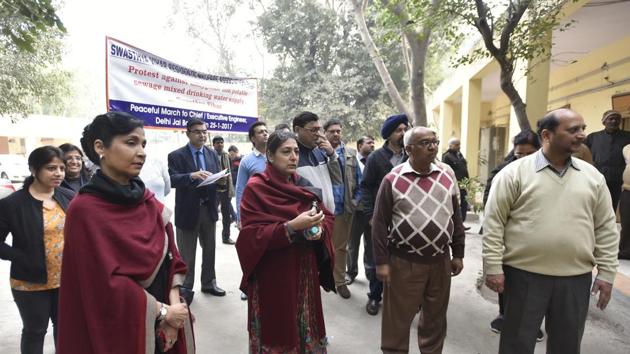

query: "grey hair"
left=403, top=127, right=436, bottom=146
left=448, top=137, right=460, bottom=145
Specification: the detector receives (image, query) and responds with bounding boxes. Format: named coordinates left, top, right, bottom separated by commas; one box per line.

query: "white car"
left=0, top=178, right=15, bottom=199
left=0, top=154, right=30, bottom=182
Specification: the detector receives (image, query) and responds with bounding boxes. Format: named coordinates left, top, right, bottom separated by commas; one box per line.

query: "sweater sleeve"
left=372, top=177, right=393, bottom=265
left=482, top=168, right=519, bottom=275
left=592, top=178, right=620, bottom=284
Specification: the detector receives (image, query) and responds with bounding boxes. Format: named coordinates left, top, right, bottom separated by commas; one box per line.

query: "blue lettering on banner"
left=109, top=99, right=256, bottom=133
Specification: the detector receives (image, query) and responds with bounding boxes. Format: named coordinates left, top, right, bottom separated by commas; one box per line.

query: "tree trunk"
left=496, top=56, right=531, bottom=131
left=348, top=0, right=411, bottom=119
left=383, top=0, right=439, bottom=127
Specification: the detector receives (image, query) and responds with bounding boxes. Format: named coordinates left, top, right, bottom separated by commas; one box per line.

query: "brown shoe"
left=336, top=285, right=351, bottom=299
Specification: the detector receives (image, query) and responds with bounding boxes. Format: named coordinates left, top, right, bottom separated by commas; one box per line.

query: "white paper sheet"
left=196, top=168, right=230, bottom=187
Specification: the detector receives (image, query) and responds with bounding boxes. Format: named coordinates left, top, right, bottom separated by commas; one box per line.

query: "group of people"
left=0, top=107, right=626, bottom=354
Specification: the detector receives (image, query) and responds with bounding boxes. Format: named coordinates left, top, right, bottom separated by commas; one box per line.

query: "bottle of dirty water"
left=303, top=201, right=320, bottom=239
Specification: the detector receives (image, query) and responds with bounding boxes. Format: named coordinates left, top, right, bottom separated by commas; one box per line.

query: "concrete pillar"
left=438, top=101, right=454, bottom=154
left=461, top=79, right=482, bottom=177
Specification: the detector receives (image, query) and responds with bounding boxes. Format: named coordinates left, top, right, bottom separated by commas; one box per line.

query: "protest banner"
left=106, top=37, right=258, bottom=133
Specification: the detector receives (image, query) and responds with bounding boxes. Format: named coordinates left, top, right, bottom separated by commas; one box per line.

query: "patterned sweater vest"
left=386, top=164, right=457, bottom=256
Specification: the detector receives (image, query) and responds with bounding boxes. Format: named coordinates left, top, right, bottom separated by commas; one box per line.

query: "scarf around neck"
left=80, top=169, right=146, bottom=205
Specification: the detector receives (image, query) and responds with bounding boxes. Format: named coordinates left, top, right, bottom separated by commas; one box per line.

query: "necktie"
left=195, top=150, right=209, bottom=203
left=196, top=151, right=205, bottom=171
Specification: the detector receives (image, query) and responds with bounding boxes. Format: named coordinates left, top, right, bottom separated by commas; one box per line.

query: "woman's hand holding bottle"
left=287, top=206, right=324, bottom=232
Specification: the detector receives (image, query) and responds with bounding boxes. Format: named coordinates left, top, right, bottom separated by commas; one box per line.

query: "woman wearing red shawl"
left=236, top=130, right=335, bottom=354
left=58, top=112, right=194, bottom=354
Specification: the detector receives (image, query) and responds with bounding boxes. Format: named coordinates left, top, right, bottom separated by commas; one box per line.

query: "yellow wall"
left=547, top=36, right=630, bottom=134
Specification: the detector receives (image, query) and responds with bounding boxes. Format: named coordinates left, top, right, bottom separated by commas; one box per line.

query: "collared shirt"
left=390, top=150, right=405, bottom=167
left=357, top=154, right=367, bottom=173
left=252, top=148, right=264, bottom=157
left=187, top=143, right=207, bottom=171
left=534, top=150, right=580, bottom=177
left=399, top=161, right=440, bottom=177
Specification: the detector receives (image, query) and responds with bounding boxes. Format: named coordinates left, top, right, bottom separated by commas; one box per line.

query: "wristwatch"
left=158, top=302, right=168, bottom=321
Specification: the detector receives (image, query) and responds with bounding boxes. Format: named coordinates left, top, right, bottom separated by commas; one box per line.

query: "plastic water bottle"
left=303, top=201, right=320, bottom=239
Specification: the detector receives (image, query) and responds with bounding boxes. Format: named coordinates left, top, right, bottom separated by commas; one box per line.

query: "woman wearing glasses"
left=58, top=143, right=91, bottom=192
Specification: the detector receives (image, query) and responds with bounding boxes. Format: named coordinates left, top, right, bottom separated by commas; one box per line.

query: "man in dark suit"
left=168, top=118, right=226, bottom=300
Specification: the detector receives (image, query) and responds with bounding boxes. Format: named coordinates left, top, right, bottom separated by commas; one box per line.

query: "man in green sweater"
left=483, top=108, right=619, bottom=354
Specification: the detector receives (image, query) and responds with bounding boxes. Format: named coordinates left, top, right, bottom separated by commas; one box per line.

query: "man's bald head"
left=537, top=108, right=586, bottom=154
left=404, top=127, right=436, bottom=146
left=447, top=137, right=461, bottom=152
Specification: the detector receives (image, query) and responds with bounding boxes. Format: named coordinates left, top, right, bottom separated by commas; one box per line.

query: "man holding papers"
left=168, top=118, right=226, bottom=302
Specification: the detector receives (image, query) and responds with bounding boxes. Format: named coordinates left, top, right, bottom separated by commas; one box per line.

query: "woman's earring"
left=99, top=154, right=103, bottom=160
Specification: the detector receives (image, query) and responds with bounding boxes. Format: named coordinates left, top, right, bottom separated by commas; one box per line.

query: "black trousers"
left=606, top=179, right=622, bottom=212
left=176, top=204, right=217, bottom=289
left=499, top=266, right=591, bottom=354
left=619, top=190, right=630, bottom=257
left=346, top=209, right=383, bottom=301
left=11, top=288, right=59, bottom=354
left=216, top=190, right=232, bottom=240
left=459, top=188, right=468, bottom=222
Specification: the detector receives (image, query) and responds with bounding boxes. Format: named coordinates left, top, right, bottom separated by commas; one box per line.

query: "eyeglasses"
left=189, top=129, right=208, bottom=135
left=409, top=140, right=440, bottom=148
left=65, top=156, right=83, bottom=162
left=301, top=126, right=322, bottom=134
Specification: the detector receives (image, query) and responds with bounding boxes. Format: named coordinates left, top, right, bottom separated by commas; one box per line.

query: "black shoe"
left=240, top=292, right=248, bottom=301
left=464, top=226, right=471, bottom=231
left=179, top=287, right=195, bottom=306
left=619, top=252, right=630, bottom=260
left=366, top=299, right=380, bottom=315
left=336, top=285, right=351, bottom=299
left=536, top=329, right=544, bottom=342
left=490, top=315, right=503, bottom=333
left=222, top=238, right=236, bottom=245
left=201, top=281, right=226, bottom=296
left=345, top=273, right=356, bottom=285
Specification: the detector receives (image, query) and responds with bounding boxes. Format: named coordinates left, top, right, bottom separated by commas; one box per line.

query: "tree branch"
left=499, top=0, right=530, bottom=53
left=473, top=0, right=499, bottom=58
left=347, top=0, right=410, bottom=118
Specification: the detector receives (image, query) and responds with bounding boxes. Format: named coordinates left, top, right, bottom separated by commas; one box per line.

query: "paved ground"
left=2, top=210, right=630, bottom=353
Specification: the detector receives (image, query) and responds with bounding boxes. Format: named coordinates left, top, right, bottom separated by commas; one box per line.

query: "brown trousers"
left=332, top=212, right=353, bottom=287
left=381, top=255, right=451, bottom=354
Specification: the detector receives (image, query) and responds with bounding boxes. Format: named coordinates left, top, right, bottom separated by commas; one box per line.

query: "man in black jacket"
left=442, top=138, right=470, bottom=224
left=585, top=110, right=630, bottom=210
left=168, top=118, right=225, bottom=301
left=359, top=113, right=409, bottom=315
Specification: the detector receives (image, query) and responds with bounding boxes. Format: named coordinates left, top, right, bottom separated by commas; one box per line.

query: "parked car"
left=0, top=154, right=30, bottom=182
left=0, top=178, right=15, bottom=199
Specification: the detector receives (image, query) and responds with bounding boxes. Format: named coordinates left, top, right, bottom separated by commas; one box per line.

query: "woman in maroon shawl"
left=236, top=130, right=335, bottom=353
left=58, top=112, right=194, bottom=354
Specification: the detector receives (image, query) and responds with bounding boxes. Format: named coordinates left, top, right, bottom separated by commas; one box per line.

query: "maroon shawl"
left=236, top=163, right=335, bottom=348
left=58, top=190, right=192, bottom=354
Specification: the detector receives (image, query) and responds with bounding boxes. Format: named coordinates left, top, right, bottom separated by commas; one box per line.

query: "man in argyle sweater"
left=372, top=126, right=466, bottom=354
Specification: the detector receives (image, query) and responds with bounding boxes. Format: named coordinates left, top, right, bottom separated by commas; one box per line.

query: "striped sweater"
left=372, top=161, right=466, bottom=265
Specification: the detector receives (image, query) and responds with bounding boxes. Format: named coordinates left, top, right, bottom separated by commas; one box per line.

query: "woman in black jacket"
left=59, top=143, right=91, bottom=192
left=0, top=146, right=74, bottom=354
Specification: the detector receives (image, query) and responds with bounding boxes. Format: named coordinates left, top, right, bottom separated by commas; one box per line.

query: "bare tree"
left=172, top=0, right=244, bottom=76
left=446, top=0, right=572, bottom=131
left=348, top=0, right=441, bottom=127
